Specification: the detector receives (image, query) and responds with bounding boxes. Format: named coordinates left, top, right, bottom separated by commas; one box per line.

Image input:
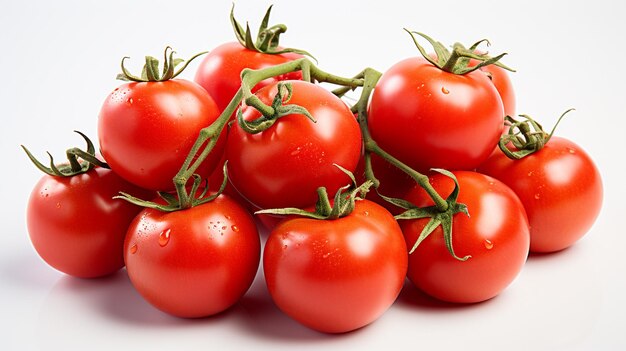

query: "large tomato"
left=194, top=42, right=303, bottom=112
left=124, top=194, right=260, bottom=318
left=368, top=57, right=504, bottom=173
left=226, top=80, right=362, bottom=210
left=400, top=171, right=529, bottom=303
left=263, top=199, right=408, bottom=333
left=478, top=136, right=603, bottom=253
left=98, top=79, right=225, bottom=191
left=27, top=167, right=151, bottom=278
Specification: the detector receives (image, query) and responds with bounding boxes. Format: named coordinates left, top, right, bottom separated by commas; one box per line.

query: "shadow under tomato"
left=395, top=279, right=492, bottom=312
left=232, top=271, right=364, bottom=342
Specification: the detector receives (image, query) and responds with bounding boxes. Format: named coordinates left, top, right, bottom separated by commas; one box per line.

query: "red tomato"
left=478, top=136, right=603, bottom=253
left=98, top=79, right=225, bottom=191
left=401, top=171, right=529, bottom=303
left=263, top=200, right=408, bottom=333
left=226, top=80, right=362, bottom=209
left=124, top=194, right=260, bottom=318
left=368, top=57, right=504, bottom=172
left=27, top=167, right=150, bottom=278
left=469, top=59, right=516, bottom=118
left=194, top=42, right=303, bottom=112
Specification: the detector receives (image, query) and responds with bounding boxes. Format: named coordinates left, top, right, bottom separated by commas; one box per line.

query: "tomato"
left=368, top=57, right=504, bottom=173
left=469, top=58, right=515, bottom=118
left=263, top=200, right=408, bottom=333
left=478, top=136, right=603, bottom=253
left=98, top=79, right=225, bottom=191
left=124, top=194, right=260, bottom=318
left=194, top=42, right=303, bottom=112
left=226, top=80, right=362, bottom=210
left=400, top=171, right=529, bottom=303
left=27, top=167, right=150, bottom=278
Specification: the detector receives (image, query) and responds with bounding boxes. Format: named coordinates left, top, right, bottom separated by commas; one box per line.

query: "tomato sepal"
left=256, top=165, right=373, bottom=220
left=21, top=131, right=109, bottom=177
left=229, top=4, right=314, bottom=59
left=237, top=81, right=316, bottom=134
left=390, top=169, right=470, bottom=261
left=404, top=29, right=514, bottom=75
left=499, top=108, right=574, bottom=159
left=116, top=46, right=207, bottom=82
left=115, top=162, right=230, bottom=212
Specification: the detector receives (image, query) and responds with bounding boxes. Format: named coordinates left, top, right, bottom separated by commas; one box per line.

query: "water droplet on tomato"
left=441, top=87, right=449, bottom=94
left=159, top=229, right=171, bottom=247
left=527, top=171, right=534, bottom=177
left=130, top=244, right=138, bottom=254
left=231, top=225, right=239, bottom=232
left=363, top=211, right=369, bottom=216
left=221, top=226, right=227, bottom=230
left=484, top=239, right=494, bottom=250
left=225, top=215, right=231, bottom=220
left=290, top=147, right=302, bottom=156
left=55, top=202, right=61, bottom=209
left=568, top=148, right=576, bottom=154
left=127, top=97, right=133, bottom=105
left=534, top=193, right=541, bottom=200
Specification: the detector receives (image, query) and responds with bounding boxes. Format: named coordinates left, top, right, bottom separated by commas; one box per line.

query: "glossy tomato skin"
left=263, top=200, right=408, bottom=333
left=478, top=136, right=603, bottom=253
left=27, top=167, right=151, bottom=278
left=226, top=80, right=362, bottom=210
left=469, top=59, right=516, bottom=118
left=98, top=79, right=225, bottom=191
left=124, top=194, right=260, bottom=318
left=194, top=42, right=303, bottom=112
left=368, top=57, right=504, bottom=173
left=401, top=171, right=529, bottom=303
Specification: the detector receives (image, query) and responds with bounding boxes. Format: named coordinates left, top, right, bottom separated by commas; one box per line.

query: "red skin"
left=469, top=58, right=516, bottom=118
left=263, top=200, right=408, bottom=333
left=124, top=194, right=260, bottom=318
left=368, top=57, right=504, bottom=173
left=98, top=79, right=225, bottom=191
left=27, top=167, right=151, bottom=278
left=194, top=42, right=303, bottom=112
left=478, top=136, right=603, bottom=253
left=401, top=171, right=530, bottom=303
left=226, top=80, right=362, bottom=210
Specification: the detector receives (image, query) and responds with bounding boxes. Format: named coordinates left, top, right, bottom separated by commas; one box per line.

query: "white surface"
left=1, top=0, right=625, bottom=350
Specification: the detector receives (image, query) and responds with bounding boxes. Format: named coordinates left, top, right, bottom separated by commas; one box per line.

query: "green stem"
left=354, top=68, right=449, bottom=212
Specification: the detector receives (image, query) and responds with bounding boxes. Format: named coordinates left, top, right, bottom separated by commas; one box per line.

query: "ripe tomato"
left=400, top=171, right=529, bottom=303
left=98, top=79, right=225, bottom=191
left=368, top=57, right=504, bottom=173
left=124, top=194, right=260, bottom=318
left=226, top=80, right=362, bottom=210
left=194, top=42, right=303, bottom=112
left=27, top=167, right=150, bottom=278
left=478, top=136, right=603, bottom=253
left=469, top=58, right=515, bottom=118
left=263, top=200, right=408, bottom=333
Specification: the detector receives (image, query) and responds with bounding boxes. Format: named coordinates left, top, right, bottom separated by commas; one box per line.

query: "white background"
left=1, top=0, right=625, bottom=350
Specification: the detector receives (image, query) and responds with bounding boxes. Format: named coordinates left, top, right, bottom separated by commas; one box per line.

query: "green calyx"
left=116, top=46, right=207, bottom=82
left=256, top=165, right=373, bottom=220
left=237, top=81, right=316, bottom=134
left=230, top=4, right=314, bottom=58
left=499, top=108, right=574, bottom=159
left=116, top=162, right=230, bottom=212
left=404, top=29, right=514, bottom=75
left=21, top=131, right=109, bottom=177
left=387, top=169, right=470, bottom=261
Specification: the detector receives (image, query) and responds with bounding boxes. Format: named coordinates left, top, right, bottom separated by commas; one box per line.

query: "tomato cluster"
left=23, top=6, right=602, bottom=334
